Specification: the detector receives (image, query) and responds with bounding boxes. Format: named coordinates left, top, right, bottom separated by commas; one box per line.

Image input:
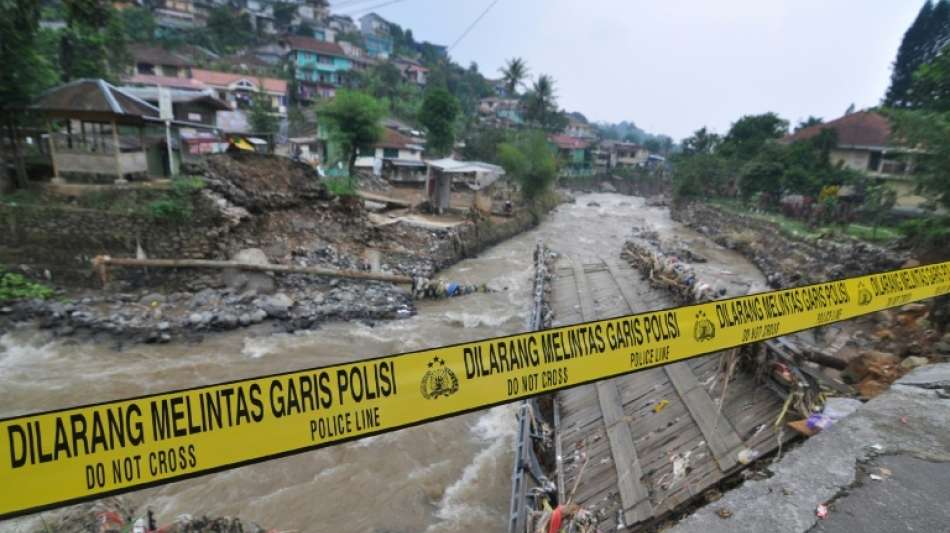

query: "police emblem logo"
left=420, top=357, right=459, bottom=399
left=857, top=282, right=873, bottom=306
left=694, top=310, right=716, bottom=342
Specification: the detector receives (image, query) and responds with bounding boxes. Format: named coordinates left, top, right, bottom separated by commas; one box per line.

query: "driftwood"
left=92, top=255, right=413, bottom=287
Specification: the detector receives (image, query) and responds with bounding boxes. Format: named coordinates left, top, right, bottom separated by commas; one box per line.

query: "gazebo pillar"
left=112, top=119, right=127, bottom=185
left=47, top=119, right=65, bottom=185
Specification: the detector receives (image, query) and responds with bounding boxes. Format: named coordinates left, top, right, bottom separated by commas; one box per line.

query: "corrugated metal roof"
left=33, top=79, right=160, bottom=118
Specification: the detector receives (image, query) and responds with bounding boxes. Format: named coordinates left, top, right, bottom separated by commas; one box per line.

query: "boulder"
left=222, top=248, right=276, bottom=294
left=900, top=356, right=929, bottom=370
left=257, top=293, right=294, bottom=318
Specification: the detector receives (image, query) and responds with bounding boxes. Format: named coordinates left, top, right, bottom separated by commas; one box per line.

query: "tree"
left=499, top=57, right=529, bottom=96
left=908, top=43, right=950, bottom=111
left=317, top=90, right=386, bottom=180
left=885, top=0, right=950, bottom=107
left=795, top=116, right=824, bottom=131
left=418, top=87, right=460, bottom=157
left=498, top=130, right=557, bottom=201
left=461, top=127, right=512, bottom=163
left=59, top=0, right=129, bottom=82
left=248, top=89, right=279, bottom=138
left=1, top=0, right=59, bottom=191
left=205, top=7, right=255, bottom=54
left=888, top=109, right=950, bottom=209
left=643, top=138, right=662, bottom=153
left=523, top=74, right=564, bottom=131
left=719, top=112, right=788, bottom=161
left=680, top=127, right=721, bottom=155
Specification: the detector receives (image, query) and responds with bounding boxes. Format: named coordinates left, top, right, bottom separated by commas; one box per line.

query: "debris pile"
left=36, top=498, right=269, bottom=533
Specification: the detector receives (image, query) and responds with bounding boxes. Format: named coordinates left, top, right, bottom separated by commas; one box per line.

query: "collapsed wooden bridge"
left=549, top=257, right=792, bottom=530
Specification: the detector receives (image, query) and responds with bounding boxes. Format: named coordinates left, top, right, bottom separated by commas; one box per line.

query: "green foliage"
left=672, top=153, right=736, bottom=199
left=886, top=0, right=950, bottom=107
left=499, top=57, right=529, bottom=95
left=498, top=130, right=557, bottom=201
left=523, top=74, right=565, bottom=131
left=248, top=89, right=279, bottom=135
left=57, top=0, right=129, bottom=82
left=119, top=6, right=155, bottom=42
left=323, top=176, right=357, bottom=197
left=795, top=116, right=824, bottom=131
left=0, top=272, right=53, bottom=302
left=0, top=0, right=59, bottom=109
left=680, top=127, right=721, bottom=155
left=204, top=7, right=256, bottom=54
left=909, top=43, right=950, bottom=111
left=888, top=108, right=950, bottom=208
left=317, top=90, right=386, bottom=176
left=900, top=214, right=950, bottom=249
left=461, top=127, right=512, bottom=164
left=418, top=87, right=460, bottom=156
left=145, top=176, right=204, bottom=222
left=719, top=112, right=789, bottom=160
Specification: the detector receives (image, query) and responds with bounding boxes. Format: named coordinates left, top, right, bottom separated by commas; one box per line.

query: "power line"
left=339, top=0, right=409, bottom=16
left=448, top=0, right=501, bottom=51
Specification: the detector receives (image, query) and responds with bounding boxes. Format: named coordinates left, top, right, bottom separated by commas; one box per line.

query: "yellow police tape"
left=2, top=261, right=949, bottom=519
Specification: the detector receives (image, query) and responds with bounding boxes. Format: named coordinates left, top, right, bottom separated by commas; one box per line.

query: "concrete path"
left=669, top=364, right=950, bottom=533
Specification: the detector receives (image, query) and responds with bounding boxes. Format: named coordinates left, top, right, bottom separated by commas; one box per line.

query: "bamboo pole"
left=92, top=255, right=413, bottom=286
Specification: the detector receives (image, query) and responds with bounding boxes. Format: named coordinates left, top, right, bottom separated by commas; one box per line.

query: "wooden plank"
left=664, top=362, right=745, bottom=472
left=569, top=256, right=654, bottom=526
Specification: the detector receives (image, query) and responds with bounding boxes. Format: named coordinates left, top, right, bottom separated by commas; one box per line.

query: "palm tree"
left=525, top=74, right=558, bottom=128
left=500, top=57, right=529, bottom=96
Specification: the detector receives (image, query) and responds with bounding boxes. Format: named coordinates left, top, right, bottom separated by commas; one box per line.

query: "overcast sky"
left=330, top=0, right=924, bottom=140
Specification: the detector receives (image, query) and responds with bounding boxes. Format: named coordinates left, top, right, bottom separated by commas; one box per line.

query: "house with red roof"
left=780, top=110, right=924, bottom=207
left=549, top=134, right=594, bottom=175
left=355, top=127, right=426, bottom=182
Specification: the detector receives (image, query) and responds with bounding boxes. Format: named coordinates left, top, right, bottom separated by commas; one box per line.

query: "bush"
left=0, top=272, right=53, bottom=302
left=900, top=215, right=950, bottom=251
left=144, top=176, right=205, bottom=222
left=324, top=176, right=357, bottom=197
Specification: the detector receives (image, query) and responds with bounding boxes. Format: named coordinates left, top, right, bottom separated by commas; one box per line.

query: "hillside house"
left=328, top=14, right=358, bottom=34
left=283, top=36, right=353, bottom=100
left=781, top=111, right=925, bottom=208
left=153, top=0, right=202, bottom=29
left=128, top=44, right=193, bottom=79
left=613, top=141, right=649, bottom=169
left=565, top=119, right=597, bottom=140
left=338, top=41, right=378, bottom=73
left=393, top=56, right=429, bottom=86
left=190, top=69, right=287, bottom=115
left=119, top=86, right=229, bottom=129
left=356, top=128, right=426, bottom=183
left=550, top=134, right=593, bottom=175
left=360, top=13, right=394, bottom=59
left=478, top=97, right=523, bottom=128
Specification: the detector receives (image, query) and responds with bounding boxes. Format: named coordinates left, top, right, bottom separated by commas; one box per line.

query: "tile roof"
left=782, top=111, right=892, bottom=148
left=282, top=36, right=347, bottom=58
left=375, top=127, right=417, bottom=150
left=190, top=69, right=287, bottom=94
left=550, top=134, right=591, bottom=150
left=126, top=73, right=209, bottom=90
left=128, top=44, right=192, bottom=67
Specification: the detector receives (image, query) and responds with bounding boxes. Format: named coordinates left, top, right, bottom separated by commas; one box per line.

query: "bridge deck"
left=552, top=259, right=791, bottom=530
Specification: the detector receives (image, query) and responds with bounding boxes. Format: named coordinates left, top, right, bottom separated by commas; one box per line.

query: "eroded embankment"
left=0, top=154, right=559, bottom=344
left=672, top=201, right=906, bottom=289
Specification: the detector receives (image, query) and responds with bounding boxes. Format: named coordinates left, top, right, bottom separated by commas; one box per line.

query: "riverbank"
left=0, top=154, right=562, bottom=345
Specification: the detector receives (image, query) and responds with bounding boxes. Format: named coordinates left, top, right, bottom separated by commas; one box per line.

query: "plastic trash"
left=737, top=448, right=760, bottom=464
left=816, top=504, right=829, bottom=519
left=654, top=399, right=670, bottom=413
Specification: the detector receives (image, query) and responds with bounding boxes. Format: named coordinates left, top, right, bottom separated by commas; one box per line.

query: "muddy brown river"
left=0, top=194, right=765, bottom=532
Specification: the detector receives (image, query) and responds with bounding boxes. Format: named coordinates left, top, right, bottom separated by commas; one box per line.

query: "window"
left=137, top=63, right=155, bottom=75
left=383, top=148, right=399, bottom=159
left=318, top=55, right=332, bottom=64
left=868, top=151, right=882, bottom=172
